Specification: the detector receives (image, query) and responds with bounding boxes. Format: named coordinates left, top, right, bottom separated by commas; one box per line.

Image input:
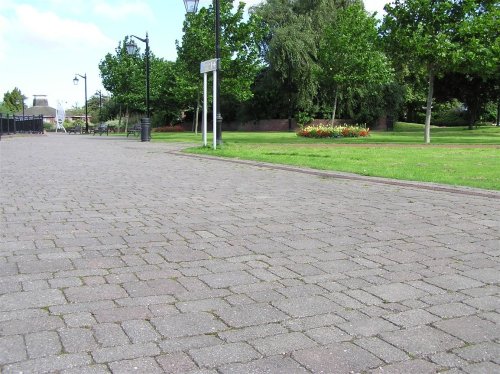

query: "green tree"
left=382, top=0, right=462, bottom=142
left=176, top=1, right=265, bottom=121
left=2, top=88, right=25, bottom=113
left=319, top=3, right=393, bottom=123
left=99, top=37, right=144, bottom=125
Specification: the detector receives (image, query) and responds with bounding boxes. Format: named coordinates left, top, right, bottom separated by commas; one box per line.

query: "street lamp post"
left=184, top=0, right=222, bottom=145
left=73, top=73, right=88, bottom=133
left=126, top=33, right=150, bottom=141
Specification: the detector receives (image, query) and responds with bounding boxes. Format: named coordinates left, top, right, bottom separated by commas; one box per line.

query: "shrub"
left=297, top=124, right=369, bottom=138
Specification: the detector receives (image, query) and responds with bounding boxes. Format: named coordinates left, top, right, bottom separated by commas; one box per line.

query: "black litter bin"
left=140, top=118, right=150, bottom=142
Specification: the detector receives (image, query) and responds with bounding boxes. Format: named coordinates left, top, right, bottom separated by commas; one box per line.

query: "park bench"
left=127, top=123, right=141, bottom=137
left=67, top=124, right=81, bottom=134
left=93, top=123, right=109, bottom=136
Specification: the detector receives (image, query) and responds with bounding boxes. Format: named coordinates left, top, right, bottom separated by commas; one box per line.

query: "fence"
left=0, top=114, right=44, bottom=139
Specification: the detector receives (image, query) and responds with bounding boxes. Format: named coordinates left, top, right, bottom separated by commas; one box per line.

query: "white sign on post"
left=200, top=58, right=220, bottom=149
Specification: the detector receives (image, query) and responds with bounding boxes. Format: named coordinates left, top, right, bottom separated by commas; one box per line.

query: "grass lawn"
left=152, top=123, right=500, bottom=191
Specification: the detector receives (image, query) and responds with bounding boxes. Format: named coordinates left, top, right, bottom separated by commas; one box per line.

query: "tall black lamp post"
left=73, top=73, right=88, bottom=133
left=184, top=0, right=222, bottom=145
left=126, top=33, right=150, bottom=141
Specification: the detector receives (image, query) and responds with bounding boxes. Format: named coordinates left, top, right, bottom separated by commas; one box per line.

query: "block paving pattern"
left=0, top=134, right=499, bottom=373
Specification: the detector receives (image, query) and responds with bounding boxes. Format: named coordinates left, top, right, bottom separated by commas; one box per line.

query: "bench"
left=93, top=123, right=109, bottom=136
left=127, top=123, right=141, bottom=137
left=67, top=124, right=82, bottom=134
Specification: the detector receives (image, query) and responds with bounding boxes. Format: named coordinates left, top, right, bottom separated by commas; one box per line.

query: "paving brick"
left=2, top=353, right=92, bottom=373
left=434, top=316, right=500, bottom=344
left=218, top=323, right=287, bottom=343
left=365, top=283, right=427, bottom=303
left=108, top=357, right=164, bottom=373
left=152, top=312, right=227, bottom=338
left=215, top=303, right=287, bottom=328
left=368, top=358, right=439, bottom=373
left=0, top=289, right=66, bottom=311
left=272, top=295, right=341, bottom=318
left=122, top=320, right=160, bottom=343
left=59, top=364, right=110, bottom=374
left=384, top=308, right=441, bottom=327
left=0, top=316, right=64, bottom=335
left=25, top=331, right=61, bottom=358
left=64, top=284, right=127, bottom=303
left=176, top=298, right=230, bottom=313
left=94, top=306, right=152, bottom=323
left=462, top=361, right=500, bottom=374
left=59, top=328, right=98, bottom=353
left=63, top=312, right=97, bottom=328
left=189, top=342, right=260, bottom=368
left=220, top=356, right=309, bottom=373
left=92, top=342, right=160, bottom=363
left=381, top=325, right=464, bottom=355
left=159, top=335, right=223, bottom=353
left=454, top=342, right=500, bottom=362
left=50, top=300, right=116, bottom=315
left=305, top=326, right=352, bottom=344
left=355, top=337, right=408, bottom=363
left=337, top=317, right=399, bottom=337
left=0, top=335, right=27, bottom=365
left=426, top=274, right=485, bottom=291
left=293, top=342, right=383, bottom=373
left=156, top=352, right=198, bottom=373
left=251, top=332, right=317, bottom=355
left=93, top=323, right=130, bottom=347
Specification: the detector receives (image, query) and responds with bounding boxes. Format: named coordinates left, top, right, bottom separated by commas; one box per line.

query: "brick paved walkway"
left=1, top=134, right=499, bottom=373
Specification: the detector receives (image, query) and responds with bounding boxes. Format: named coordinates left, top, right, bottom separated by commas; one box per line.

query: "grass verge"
left=152, top=124, right=500, bottom=191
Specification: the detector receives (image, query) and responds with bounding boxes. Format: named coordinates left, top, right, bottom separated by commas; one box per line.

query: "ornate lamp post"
left=73, top=73, right=88, bottom=133
left=126, top=34, right=150, bottom=141
left=184, top=0, right=222, bottom=145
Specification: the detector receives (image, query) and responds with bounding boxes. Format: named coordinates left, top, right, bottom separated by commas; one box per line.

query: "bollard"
left=140, top=117, right=150, bottom=142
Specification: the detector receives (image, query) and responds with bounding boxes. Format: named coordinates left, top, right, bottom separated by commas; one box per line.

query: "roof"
left=24, top=106, right=56, bottom=117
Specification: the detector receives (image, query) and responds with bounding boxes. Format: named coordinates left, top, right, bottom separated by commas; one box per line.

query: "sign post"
left=200, top=58, right=220, bottom=149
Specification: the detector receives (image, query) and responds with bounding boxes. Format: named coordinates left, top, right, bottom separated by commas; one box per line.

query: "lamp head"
left=73, top=76, right=79, bottom=85
left=183, top=0, right=199, bottom=13
left=125, top=39, right=138, bottom=55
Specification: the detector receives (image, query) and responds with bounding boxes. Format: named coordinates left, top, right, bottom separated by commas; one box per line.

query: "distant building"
left=20, top=95, right=90, bottom=124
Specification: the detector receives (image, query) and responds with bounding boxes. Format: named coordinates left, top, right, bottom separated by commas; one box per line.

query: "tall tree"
left=99, top=38, right=144, bottom=119
left=3, top=88, right=25, bottom=113
left=176, top=1, right=265, bottom=120
left=319, top=3, right=393, bottom=123
left=381, top=0, right=464, bottom=143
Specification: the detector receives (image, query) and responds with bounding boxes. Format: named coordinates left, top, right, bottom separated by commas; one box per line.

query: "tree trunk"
left=124, top=107, right=129, bottom=133
left=118, top=105, right=122, bottom=132
left=331, top=91, right=338, bottom=126
left=195, top=103, right=200, bottom=135
left=496, top=99, right=499, bottom=127
left=424, top=69, right=434, bottom=144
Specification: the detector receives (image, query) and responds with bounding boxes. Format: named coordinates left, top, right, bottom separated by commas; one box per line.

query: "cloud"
left=0, top=15, right=9, bottom=62
left=14, top=5, right=114, bottom=50
left=93, top=1, right=154, bottom=21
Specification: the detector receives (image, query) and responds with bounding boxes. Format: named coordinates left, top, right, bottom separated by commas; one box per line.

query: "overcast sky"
left=0, top=0, right=388, bottom=109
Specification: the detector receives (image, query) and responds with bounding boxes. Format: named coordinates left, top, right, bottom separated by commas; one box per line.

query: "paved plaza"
left=0, top=134, right=499, bottom=373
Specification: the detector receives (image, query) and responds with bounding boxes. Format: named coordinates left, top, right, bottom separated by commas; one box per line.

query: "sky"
left=0, top=0, right=388, bottom=109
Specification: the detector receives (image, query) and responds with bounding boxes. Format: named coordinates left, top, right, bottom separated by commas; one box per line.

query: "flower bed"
left=297, top=124, right=369, bottom=138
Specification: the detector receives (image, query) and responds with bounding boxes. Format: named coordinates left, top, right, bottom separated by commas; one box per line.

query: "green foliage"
left=296, top=111, right=313, bottom=126
left=431, top=100, right=468, bottom=127
left=2, top=87, right=25, bottom=113
left=176, top=1, right=265, bottom=119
